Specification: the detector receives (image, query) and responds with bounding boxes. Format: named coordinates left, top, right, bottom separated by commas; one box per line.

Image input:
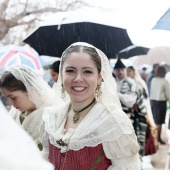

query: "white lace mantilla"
left=42, top=102, right=135, bottom=152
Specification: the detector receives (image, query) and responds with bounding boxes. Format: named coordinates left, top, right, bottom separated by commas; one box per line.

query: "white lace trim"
left=42, top=103, right=135, bottom=153
left=5, top=64, right=56, bottom=108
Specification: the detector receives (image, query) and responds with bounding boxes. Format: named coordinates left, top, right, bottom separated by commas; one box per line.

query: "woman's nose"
left=7, top=99, right=13, bottom=106
left=74, top=73, right=83, bottom=82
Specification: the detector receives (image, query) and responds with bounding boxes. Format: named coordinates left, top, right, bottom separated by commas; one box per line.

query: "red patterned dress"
left=49, top=143, right=111, bottom=170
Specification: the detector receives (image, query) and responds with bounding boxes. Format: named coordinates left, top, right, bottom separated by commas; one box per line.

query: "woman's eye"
left=65, top=69, right=75, bottom=73
left=84, top=70, right=92, bottom=74
left=11, top=98, right=16, bottom=101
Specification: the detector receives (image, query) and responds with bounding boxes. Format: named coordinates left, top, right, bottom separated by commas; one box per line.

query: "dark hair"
left=127, top=66, right=135, bottom=71
left=156, top=66, right=166, bottom=78
left=61, top=45, right=101, bottom=73
left=153, top=63, right=159, bottom=70
left=0, top=72, right=27, bottom=92
left=142, top=67, right=147, bottom=71
left=50, top=61, right=60, bottom=73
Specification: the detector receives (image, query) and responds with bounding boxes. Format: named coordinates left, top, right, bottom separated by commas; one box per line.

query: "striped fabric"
left=119, top=78, right=147, bottom=157
left=49, top=143, right=111, bottom=170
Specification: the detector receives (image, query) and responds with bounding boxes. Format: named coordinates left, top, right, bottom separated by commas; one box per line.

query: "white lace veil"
left=53, top=42, right=132, bottom=122
left=5, top=64, right=56, bottom=108
left=133, top=66, right=149, bottom=94
left=131, top=66, right=156, bottom=126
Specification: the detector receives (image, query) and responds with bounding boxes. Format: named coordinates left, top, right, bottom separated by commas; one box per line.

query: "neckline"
left=61, top=102, right=99, bottom=135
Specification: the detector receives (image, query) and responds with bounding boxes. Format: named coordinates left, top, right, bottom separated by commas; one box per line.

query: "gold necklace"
left=72, top=98, right=95, bottom=124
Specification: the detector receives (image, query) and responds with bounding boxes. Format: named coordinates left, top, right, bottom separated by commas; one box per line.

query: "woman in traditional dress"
left=41, top=42, right=141, bottom=169
left=0, top=64, right=55, bottom=150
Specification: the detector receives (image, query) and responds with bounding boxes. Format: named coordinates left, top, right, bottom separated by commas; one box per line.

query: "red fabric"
left=49, top=143, right=111, bottom=170
left=145, top=126, right=158, bottom=156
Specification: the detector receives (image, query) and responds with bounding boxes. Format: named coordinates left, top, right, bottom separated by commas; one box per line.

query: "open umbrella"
left=153, top=7, right=170, bottom=31
left=133, top=46, right=170, bottom=66
left=23, top=10, right=133, bottom=58
left=0, top=45, right=44, bottom=70
left=118, top=45, right=149, bottom=59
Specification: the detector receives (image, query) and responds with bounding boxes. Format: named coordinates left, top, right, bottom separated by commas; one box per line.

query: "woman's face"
left=61, top=52, right=102, bottom=104
left=1, top=88, right=36, bottom=112
left=127, top=68, right=135, bottom=79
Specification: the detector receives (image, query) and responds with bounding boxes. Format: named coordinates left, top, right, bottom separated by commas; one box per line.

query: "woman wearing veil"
left=0, top=64, right=56, bottom=150
left=41, top=42, right=141, bottom=169
left=127, top=66, right=158, bottom=168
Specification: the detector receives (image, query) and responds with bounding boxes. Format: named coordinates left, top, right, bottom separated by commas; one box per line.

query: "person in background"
left=150, top=66, right=170, bottom=144
left=127, top=66, right=157, bottom=130
left=114, top=59, right=147, bottom=158
left=146, top=63, right=159, bottom=94
left=49, top=60, right=61, bottom=90
left=49, top=61, right=60, bottom=83
left=127, top=66, right=158, bottom=168
left=41, top=42, right=141, bottom=169
left=0, top=64, right=56, bottom=150
left=139, top=67, right=147, bottom=82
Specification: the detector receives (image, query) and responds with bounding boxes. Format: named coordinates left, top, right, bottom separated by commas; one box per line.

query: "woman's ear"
left=97, top=74, right=102, bottom=85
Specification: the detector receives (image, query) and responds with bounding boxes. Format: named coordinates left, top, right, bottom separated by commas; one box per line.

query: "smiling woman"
left=40, top=42, right=142, bottom=170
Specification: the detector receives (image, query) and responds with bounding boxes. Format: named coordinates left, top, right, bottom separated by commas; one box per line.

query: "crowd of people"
left=0, top=42, right=170, bottom=170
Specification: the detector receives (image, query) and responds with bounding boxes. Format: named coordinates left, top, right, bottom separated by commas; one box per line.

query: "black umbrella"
left=117, top=45, right=149, bottom=59
left=23, top=10, right=133, bottom=58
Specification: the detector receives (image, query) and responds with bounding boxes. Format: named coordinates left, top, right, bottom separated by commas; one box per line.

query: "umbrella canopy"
left=133, top=46, right=170, bottom=66
left=0, top=45, right=44, bottom=70
left=23, top=10, right=133, bottom=58
left=153, top=7, right=170, bottom=31
left=118, top=45, right=149, bottom=59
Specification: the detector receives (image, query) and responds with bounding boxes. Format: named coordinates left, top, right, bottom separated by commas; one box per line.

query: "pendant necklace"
left=72, top=98, right=96, bottom=124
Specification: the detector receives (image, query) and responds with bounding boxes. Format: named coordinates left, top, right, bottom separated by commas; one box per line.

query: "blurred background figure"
left=114, top=59, right=147, bottom=159
left=127, top=65, right=158, bottom=169
left=150, top=66, right=170, bottom=145
left=146, top=63, right=159, bottom=94
left=48, top=61, right=60, bottom=89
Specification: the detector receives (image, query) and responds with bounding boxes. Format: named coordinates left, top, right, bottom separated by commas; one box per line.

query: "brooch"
left=56, top=139, right=68, bottom=147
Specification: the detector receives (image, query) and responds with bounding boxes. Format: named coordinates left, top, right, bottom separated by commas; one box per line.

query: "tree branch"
left=0, top=0, right=10, bottom=20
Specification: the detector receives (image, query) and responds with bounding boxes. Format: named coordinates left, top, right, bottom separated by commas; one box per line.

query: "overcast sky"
left=83, top=0, right=170, bottom=47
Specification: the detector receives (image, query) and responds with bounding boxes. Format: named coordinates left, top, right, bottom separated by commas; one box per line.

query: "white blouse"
left=41, top=102, right=141, bottom=170
left=150, top=77, right=170, bottom=101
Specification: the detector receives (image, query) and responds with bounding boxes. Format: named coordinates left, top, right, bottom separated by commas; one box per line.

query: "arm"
left=102, top=134, right=141, bottom=170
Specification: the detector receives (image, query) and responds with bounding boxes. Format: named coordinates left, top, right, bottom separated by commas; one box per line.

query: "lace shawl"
left=42, top=102, right=136, bottom=152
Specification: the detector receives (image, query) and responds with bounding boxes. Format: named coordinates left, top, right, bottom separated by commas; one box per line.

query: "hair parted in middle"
left=60, top=45, right=101, bottom=74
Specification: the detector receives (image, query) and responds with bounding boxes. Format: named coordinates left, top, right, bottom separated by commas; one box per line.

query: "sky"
left=1, top=0, right=170, bottom=48
left=83, top=0, right=170, bottom=48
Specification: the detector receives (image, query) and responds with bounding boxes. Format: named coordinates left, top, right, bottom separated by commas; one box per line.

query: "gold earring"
left=61, top=84, right=66, bottom=98
left=94, top=85, right=102, bottom=101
